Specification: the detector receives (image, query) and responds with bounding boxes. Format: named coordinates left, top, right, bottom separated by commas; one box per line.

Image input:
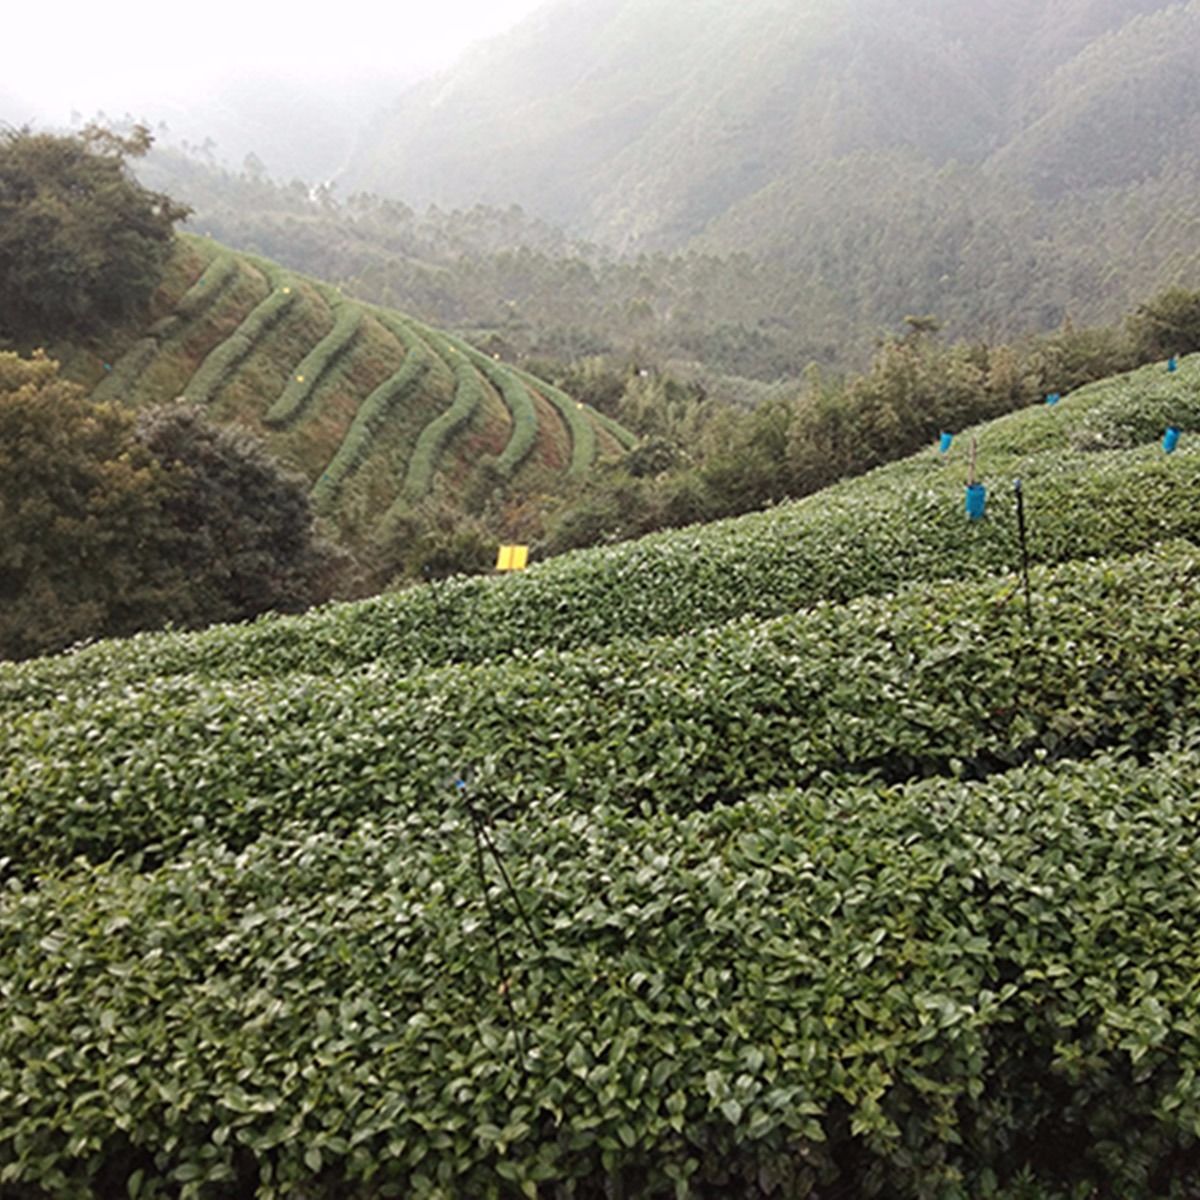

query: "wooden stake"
left=968, top=436, right=978, bottom=487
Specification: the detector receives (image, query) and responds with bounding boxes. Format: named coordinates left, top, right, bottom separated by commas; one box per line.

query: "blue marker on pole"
left=965, top=482, right=987, bottom=521
left=939, top=431, right=953, bottom=453
left=1164, top=426, right=1181, bottom=454
left=1045, top=392, right=1060, bottom=406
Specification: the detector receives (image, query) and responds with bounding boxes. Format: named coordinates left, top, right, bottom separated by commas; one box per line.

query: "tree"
left=135, top=403, right=342, bottom=626
left=0, top=352, right=179, bottom=660
left=0, top=125, right=190, bottom=342
left=0, top=356, right=344, bottom=661
left=1127, top=286, right=1200, bottom=362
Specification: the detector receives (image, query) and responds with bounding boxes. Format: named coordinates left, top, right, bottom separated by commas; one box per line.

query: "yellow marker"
left=282, top=286, right=291, bottom=294
left=496, top=544, right=529, bottom=572
left=297, top=374, right=305, bottom=382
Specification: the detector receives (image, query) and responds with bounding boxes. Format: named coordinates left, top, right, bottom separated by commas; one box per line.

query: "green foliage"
left=1127, top=285, right=1200, bottom=361
left=444, top=335, right=539, bottom=477
left=181, top=269, right=298, bottom=405
left=136, top=403, right=341, bottom=624
left=9, top=355, right=1200, bottom=689
left=263, top=297, right=361, bottom=429
left=0, top=353, right=176, bottom=660
left=403, top=358, right=487, bottom=500
left=3, top=729, right=1200, bottom=1193
left=92, top=248, right=242, bottom=406
left=309, top=321, right=432, bottom=509
left=4, top=541, right=1199, bottom=870
left=7, top=357, right=1200, bottom=1193
left=0, top=126, right=189, bottom=340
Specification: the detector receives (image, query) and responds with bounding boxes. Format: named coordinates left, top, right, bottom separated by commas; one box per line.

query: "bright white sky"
left=3, top=0, right=548, bottom=120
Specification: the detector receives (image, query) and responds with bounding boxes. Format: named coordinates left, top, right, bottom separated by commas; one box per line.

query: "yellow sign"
left=495, top=545, right=529, bottom=572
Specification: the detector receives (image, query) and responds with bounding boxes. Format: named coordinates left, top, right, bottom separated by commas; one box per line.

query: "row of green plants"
left=403, top=357, right=489, bottom=500
left=444, top=334, right=540, bottom=478
left=7, top=365, right=1195, bottom=696
left=263, top=297, right=362, bottom=429
left=308, top=319, right=434, bottom=510
left=182, top=264, right=299, bottom=406
left=511, top=365, right=599, bottom=475
left=90, top=247, right=239, bottom=405
left=3, top=739, right=1200, bottom=1197
left=4, top=542, right=1198, bottom=870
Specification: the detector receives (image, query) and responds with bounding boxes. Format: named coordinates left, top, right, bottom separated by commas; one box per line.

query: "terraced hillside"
left=65, top=233, right=633, bottom=545
left=3, top=357, right=1200, bottom=1196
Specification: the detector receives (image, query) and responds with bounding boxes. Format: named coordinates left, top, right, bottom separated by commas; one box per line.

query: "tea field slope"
left=58, top=233, right=630, bottom=549
left=3, top=359, right=1200, bottom=1196
left=7, top=352, right=1198, bottom=699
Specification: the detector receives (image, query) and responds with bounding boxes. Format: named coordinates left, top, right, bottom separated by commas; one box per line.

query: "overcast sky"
left=3, top=0, right=549, bottom=122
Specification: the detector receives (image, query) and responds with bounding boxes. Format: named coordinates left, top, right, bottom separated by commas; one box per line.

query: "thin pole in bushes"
left=455, top=771, right=542, bottom=1077
left=1014, top=478, right=1033, bottom=628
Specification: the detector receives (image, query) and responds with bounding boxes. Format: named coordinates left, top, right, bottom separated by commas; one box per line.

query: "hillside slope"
left=3, top=354, right=1200, bottom=1194
left=338, top=0, right=1200, bottom=349
left=345, top=0, right=1182, bottom=250
left=53, top=233, right=632, bottom=548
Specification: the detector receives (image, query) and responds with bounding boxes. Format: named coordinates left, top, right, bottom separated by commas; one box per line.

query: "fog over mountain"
left=344, top=0, right=1193, bottom=250
left=0, top=0, right=548, bottom=181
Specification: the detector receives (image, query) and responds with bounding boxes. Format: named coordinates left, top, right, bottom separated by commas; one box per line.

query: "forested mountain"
left=327, top=0, right=1200, bottom=359
left=344, top=0, right=1184, bottom=248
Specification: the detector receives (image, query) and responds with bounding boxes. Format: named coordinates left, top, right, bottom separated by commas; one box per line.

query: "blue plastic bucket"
left=1045, top=392, right=1060, bottom=406
left=939, top=431, right=953, bottom=453
left=965, top=482, right=987, bottom=521
left=1168, top=357, right=1179, bottom=373
left=1164, top=426, right=1181, bottom=454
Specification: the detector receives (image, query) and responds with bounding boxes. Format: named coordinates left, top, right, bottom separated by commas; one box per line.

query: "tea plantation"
left=2, top=359, right=1200, bottom=1197
left=68, top=234, right=630, bottom=548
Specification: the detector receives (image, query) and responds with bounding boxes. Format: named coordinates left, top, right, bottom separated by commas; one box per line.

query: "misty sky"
left=4, top=0, right=548, bottom=122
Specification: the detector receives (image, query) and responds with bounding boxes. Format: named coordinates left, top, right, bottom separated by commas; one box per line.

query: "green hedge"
left=441, top=335, right=539, bottom=477
left=7, top=424, right=1197, bottom=701
left=511, top=365, right=599, bottom=475
left=403, top=357, right=486, bottom=500
left=181, top=267, right=299, bottom=405
left=1071, top=357, right=1200, bottom=451
left=4, top=543, right=1199, bottom=871
left=264, top=300, right=362, bottom=430
left=309, top=322, right=431, bottom=510
left=3, top=743, right=1200, bottom=1197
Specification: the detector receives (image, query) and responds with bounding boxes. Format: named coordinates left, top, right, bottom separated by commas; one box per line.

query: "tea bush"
left=2, top=745, right=1200, bottom=1196
left=3, top=544, right=1199, bottom=870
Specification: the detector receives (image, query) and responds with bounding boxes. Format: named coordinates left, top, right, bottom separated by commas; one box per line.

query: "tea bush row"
left=511, top=365, right=598, bottom=475
left=310, top=321, right=432, bottom=509
left=403, top=357, right=487, bottom=499
left=264, top=300, right=362, bottom=430
left=7, top=418, right=1196, bottom=702
left=90, top=251, right=240, bottom=404
left=4, top=544, right=1199, bottom=871
left=182, top=267, right=299, bottom=406
left=3, top=744, right=1200, bottom=1197
left=442, top=335, right=538, bottom=478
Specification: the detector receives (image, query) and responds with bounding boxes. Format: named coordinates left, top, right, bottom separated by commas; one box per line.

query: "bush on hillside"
left=0, top=353, right=345, bottom=661
left=136, top=403, right=344, bottom=626
left=0, top=352, right=179, bottom=660
left=1128, top=285, right=1200, bottom=362
left=0, top=125, right=190, bottom=341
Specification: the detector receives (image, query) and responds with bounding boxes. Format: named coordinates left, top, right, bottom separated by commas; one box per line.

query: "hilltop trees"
left=137, top=403, right=343, bottom=626
left=0, top=125, right=189, bottom=342
left=0, top=352, right=177, bottom=659
left=0, top=353, right=340, bottom=661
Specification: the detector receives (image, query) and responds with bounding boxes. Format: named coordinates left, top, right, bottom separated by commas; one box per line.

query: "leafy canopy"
left=0, top=353, right=340, bottom=661
left=0, top=125, right=190, bottom=341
